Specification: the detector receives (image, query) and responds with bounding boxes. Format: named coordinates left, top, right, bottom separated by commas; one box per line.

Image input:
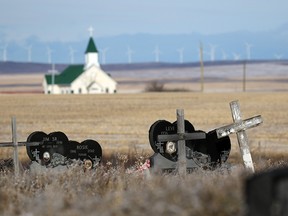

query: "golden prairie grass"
left=0, top=92, right=287, bottom=215
left=0, top=92, right=287, bottom=159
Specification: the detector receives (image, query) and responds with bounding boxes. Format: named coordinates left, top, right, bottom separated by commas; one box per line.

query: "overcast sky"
left=1, top=0, right=288, bottom=42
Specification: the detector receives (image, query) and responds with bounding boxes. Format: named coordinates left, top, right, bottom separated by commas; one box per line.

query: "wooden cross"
left=216, top=100, right=263, bottom=172
left=0, top=117, right=40, bottom=175
left=157, top=109, right=206, bottom=178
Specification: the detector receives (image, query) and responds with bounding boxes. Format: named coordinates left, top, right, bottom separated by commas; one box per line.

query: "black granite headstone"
left=148, top=119, right=231, bottom=173
left=65, top=139, right=102, bottom=168
left=26, top=131, right=68, bottom=164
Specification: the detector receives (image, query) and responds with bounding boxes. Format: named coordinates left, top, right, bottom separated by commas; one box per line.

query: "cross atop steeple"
left=88, top=26, right=94, bottom=37
left=85, top=27, right=99, bottom=68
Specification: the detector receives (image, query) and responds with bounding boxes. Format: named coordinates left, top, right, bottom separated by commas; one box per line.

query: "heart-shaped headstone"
left=185, top=131, right=231, bottom=168
left=207, top=130, right=231, bottom=164
left=149, top=120, right=231, bottom=167
left=65, top=139, right=102, bottom=168
left=149, top=119, right=195, bottom=162
left=26, top=131, right=68, bottom=164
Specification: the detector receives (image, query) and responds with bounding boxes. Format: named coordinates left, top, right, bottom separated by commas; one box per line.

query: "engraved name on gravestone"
left=65, top=139, right=102, bottom=169
left=26, top=131, right=68, bottom=165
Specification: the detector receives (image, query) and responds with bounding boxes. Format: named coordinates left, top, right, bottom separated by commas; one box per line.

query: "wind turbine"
left=25, top=45, right=32, bottom=62
left=221, top=49, right=228, bottom=60
left=1, top=44, right=8, bottom=62
left=153, top=45, right=161, bottom=63
left=206, top=44, right=217, bottom=61
left=126, top=46, right=134, bottom=64
left=47, top=46, right=53, bottom=64
left=245, top=43, right=253, bottom=60
left=177, top=48, right=184, bottom=63
left=100, top=47, right=109, bottom=64
left=69, top=46, right=76, bottom=64
left=233, top=53, right=241, bottom=61
left=274, top=54, right=283, bottom=60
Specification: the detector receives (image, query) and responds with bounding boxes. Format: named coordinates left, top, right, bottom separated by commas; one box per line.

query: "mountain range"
left=0, top=24, right=287, bottom=64
left=1, top=60, right=287, bottom=75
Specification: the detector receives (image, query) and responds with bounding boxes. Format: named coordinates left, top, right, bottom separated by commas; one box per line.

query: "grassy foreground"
left=0, top=92, right=287, bottom=215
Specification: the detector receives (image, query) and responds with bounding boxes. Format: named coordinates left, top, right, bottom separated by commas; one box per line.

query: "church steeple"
left=85, top=26, right=99, bottom=68
left=85, top=37, right=98, bottom=53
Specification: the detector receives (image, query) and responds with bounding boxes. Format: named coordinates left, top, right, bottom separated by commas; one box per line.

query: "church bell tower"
left=85, top=26, right=99, bottom=69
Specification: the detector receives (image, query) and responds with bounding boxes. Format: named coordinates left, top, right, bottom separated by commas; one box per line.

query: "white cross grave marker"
left=216, top=100, right=263, bottom=172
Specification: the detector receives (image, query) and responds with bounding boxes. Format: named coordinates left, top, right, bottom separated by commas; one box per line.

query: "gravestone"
left=25, top=131, right=103, bottom=168
left=26, top=131, right=68, bottom=165
left=0, top=120, right=103, bottom=172
left=148, top=109, right=231, bottom=174
left=246, top=167, right=288, bottom=216
left=65, top=139, right=102, bottom=169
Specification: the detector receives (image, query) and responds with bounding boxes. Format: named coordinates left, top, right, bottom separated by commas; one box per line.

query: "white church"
left=43, top=30, right=117, bottom=94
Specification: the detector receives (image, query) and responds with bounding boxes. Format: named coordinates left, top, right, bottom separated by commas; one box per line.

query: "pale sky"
left=1, top=0, right=288, bottom=42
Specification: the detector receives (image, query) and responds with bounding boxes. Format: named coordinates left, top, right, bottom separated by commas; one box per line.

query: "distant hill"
left=1, top=60, right=288, bottom=74
left=0, top=62, right=68, bottom=74
left=1, top=25, right=288, bottom=64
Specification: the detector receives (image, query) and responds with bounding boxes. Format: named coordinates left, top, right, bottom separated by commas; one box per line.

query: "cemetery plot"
left=26, top=131, right=103, bottom=168
left=0, top=118, right=102, bottom=173
left=0, top=100, right=262, bottom=176
left=148, top=113, right=231, bottom=174
left=148, top=100, right=263, bottom=174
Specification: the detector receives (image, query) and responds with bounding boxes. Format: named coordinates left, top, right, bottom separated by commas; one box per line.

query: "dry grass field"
left=0, top=92, right=287, bottom=158
left=0, top=92, right=287, bottom=215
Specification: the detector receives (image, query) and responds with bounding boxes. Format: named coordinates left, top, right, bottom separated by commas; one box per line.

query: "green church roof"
left=45, top=37, right=100, bottom=85
left=85, top=37, right=98, bottom=53
left=45, top=64, right=84, bottom=85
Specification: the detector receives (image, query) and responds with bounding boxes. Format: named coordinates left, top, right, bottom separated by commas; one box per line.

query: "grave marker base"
left=149, top=153, right=200, bottom=174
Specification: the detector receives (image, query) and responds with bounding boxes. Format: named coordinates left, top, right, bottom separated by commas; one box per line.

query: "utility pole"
left=243, top=61, right=246, bottom=92
left=48, top=64, right=57, bottom=94
left=199, top=42, right=204, bottom=92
